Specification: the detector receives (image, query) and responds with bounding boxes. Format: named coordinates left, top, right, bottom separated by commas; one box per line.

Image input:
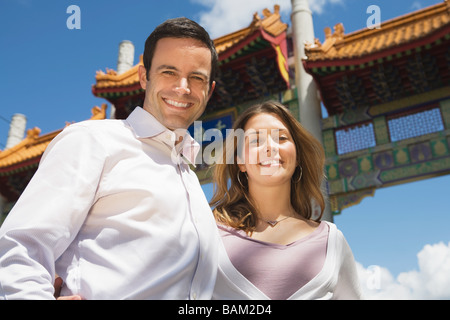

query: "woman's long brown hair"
left=209, top=101, right=326, bottom=234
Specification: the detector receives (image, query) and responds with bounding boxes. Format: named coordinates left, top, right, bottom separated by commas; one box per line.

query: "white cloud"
left=358, top=242, right=450, bottom=299
left=191, top=0, right=344, bottom=39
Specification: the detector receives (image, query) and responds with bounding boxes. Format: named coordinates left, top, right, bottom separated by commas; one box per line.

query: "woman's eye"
left=248, top=135, right=260, bottom=144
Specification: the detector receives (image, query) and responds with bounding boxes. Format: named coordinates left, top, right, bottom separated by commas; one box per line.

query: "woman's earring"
left=294, top=166, right=303, bottom=183
left=237, top=171, right=246, bottom=188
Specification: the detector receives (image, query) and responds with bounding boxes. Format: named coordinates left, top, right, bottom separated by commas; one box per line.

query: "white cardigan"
left=212, top=222, right=362, bottom=300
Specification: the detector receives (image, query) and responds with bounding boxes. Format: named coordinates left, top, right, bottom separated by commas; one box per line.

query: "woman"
left=210, top=101, right=361, bottom=300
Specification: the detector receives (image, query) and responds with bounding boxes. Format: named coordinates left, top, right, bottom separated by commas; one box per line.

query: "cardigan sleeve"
left=332, top=230, right=363, bottom=300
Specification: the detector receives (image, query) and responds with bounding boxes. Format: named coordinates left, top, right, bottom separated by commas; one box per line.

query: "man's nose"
left=174, top=77, right=191, bottom=95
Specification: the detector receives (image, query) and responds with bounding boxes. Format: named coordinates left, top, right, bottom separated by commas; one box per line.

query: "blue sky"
left=1, top=0, right=449, bottom=299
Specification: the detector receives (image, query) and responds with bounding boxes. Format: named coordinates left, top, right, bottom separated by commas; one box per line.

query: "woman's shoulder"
left=321, top=221, right=354, bottom=257
left=321, top=221, right=339, bottom=234
left=320, top=221, right=349, bottom=246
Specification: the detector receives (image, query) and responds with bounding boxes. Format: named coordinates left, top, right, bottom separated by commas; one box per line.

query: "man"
left=0, top=17, right=219, bottom=300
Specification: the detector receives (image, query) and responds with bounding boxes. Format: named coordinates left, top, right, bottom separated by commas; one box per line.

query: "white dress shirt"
left=0, top=107, right=219, bottom=300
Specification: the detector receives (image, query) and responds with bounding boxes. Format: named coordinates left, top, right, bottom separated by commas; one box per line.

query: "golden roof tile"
left=0, top=127, right=58, bottom=170
left=304, top=1, right=450, bottom=62
left=94, top=55, right=143, bottom=89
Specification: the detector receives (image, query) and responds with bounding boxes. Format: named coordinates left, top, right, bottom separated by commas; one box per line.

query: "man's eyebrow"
left=156, top=65, right=178, bottom=71
left=156, top=65, right=208, bottom=79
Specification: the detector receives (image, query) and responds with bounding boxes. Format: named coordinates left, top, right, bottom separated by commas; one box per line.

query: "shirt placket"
left=178, top=164, right=201, bottom=301
left=168, top=141, right=201, bottom=300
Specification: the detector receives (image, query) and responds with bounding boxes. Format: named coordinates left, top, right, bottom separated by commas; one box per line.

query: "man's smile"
left=163, top=98, right=193, bottom=109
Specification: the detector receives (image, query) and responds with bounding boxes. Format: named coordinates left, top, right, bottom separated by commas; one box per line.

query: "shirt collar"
left=126, top=106, right=166, bottom=138
left=126, top=107, right=200, bottom=166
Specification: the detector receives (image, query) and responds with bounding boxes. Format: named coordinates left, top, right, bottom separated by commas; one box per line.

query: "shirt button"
left=192, top=292, right=197, bottom=300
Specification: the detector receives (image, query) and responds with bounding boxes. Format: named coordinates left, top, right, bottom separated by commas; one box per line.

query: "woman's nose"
left=266, top=137, right=279, bottom=156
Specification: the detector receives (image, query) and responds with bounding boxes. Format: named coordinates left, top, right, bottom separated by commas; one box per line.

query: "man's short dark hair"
left=143, top=17, right=218, bottom=91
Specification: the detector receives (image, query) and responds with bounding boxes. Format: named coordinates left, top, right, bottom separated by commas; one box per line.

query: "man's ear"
left=208, top=81, right=216, bottom=99
left=138, top=65, right=148, bottom=90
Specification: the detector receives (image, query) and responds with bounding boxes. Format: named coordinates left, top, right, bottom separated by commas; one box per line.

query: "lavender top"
left=218, top=222, right=329, bottom=300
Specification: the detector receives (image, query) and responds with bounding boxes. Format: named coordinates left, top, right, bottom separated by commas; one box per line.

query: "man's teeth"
left=166, top=99, right=190, bottom=108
